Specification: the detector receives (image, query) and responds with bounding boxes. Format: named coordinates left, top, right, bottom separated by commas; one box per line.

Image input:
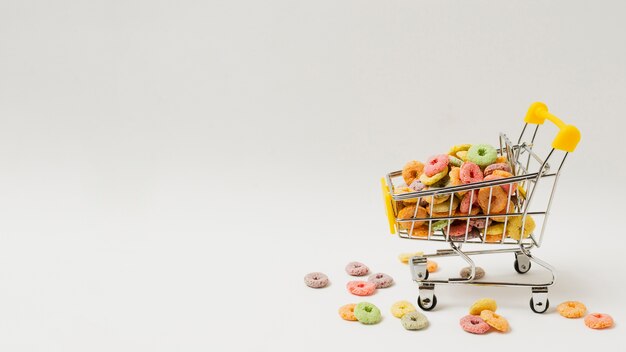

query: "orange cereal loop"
left=447, top=167, right=462, bottom=188
left=557, top=301, right=587, bottom=318
left=495, top=156, right=508, bottom=163
left=492, top=170, right=513, bottom=178
left=339, top=303, right=358, bottom=321
left=397, top=206, right=428, bottom=230
left=394, top=186, right=418, bottom=204
left=490, top=201, right=515, bottom=222
left=427, top=260, right=438, bottom=273
left=409, top=225, right=430, bottom=238
left=480, top=310, right=509, bottom=332
left=478, top=186, right=507, bottom=213
left=402, top=161, right=425, bottom=186
left=584, top=313, right=614, bottom=329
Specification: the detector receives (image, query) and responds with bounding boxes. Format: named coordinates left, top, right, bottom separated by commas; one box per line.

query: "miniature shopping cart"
left=381, top=102, right=580, bottom=313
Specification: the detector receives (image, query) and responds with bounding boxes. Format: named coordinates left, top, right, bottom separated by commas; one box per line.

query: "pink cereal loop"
left=424, top=154, right=450, bottom=177
left=460, top=162, right=483, bottom=184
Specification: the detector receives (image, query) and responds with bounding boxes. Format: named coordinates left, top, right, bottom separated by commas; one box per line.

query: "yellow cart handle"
left=381, top=177, right=396, bottom=234
left=524, top=102, right=581, bottom=152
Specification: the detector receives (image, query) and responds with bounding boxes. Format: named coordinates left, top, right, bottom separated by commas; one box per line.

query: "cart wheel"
left=417, top=294, right=437, bottom=311
left=514, top=259, right=531, bottom=274
left=529, top=297, right=550, bottom=314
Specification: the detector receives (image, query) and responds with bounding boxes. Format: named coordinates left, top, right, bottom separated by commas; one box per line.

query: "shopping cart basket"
left=381, top=102, right=580, bottom=313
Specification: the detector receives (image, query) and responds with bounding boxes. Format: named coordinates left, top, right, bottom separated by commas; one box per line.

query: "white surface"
left=1, top=1, right=625, bottom=351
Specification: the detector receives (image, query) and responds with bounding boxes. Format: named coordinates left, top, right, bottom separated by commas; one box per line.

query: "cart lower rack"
left=381, top=102, right=580, bottom=313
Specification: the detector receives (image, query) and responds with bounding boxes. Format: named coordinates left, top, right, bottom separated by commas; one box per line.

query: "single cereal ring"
left=506, top=215, right=536, bottom=240
left=484, top=163, right=512, bottom=176
left=368, top=273, right=394, bottom=288
left=469, top=298, right=497, bottom=315
left=338, top=303, right=357, bottom=321
left=478, top=186, right=507, bottom=213
left=345, top=262, right=370, bottom=276
left=424, top=154, right=449, bottom=177
left=485, top=223, right=505, bottom=235
left=419, top=168, right=448, bottom=186
left=460, top=266, right=485, bottom=280
left=394, top=186, right=419, bottom=205
left=346, top=281, right=376, bottom=296
left=447, top=167, right=462, bottom=187
left=480, top=310, right=509, bottom=332
left=467, top=144, right=498, bottom=168
left=429, top=196, right=460, bottom=213
left=557, top=301, right=587, bottom=318
left=354, top=302, right=382, bottom=324
left=485, top=170, right=517, bottom=194
left=459, top=191, right=478, bottom=213
left=456, top=150, right=468, bottom=161
left=459, top=315, right=491, bottom=334
left=449, top=144, right=472, bottom=156
left=402, top=160, right=425, bottom=186
left=304, top=272, right=329, bottom=288
left=449, top=155, right=463, bottom=167
left=398, top=251, right=424, bottom=264
left=430, top=210, right=458, bottom=218
left=584, top=313, right=614, bottom=329
left=495, top=155, right=508, bottom=163
left=391, top=300, right=417, bottom=318
left=490, top=201, right=515, bottom=222
left=446, top=223, right=480, bottom=240
left=398, top=205, right=428, bottom=229
left=460, top=162, right=484, bottom=184
left=401, top=311, right=429, bottom=330
left=409, top=180, right=426, bottom=192
left=427, top=260, right=438, bottom=273
left=469, top=217, right=491, bottom=229
left=431, top=219, right=453, bottom=231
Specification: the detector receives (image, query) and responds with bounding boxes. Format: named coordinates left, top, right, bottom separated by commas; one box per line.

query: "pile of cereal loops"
left=395, top=144, right=535, bottom=241
left=460, top=298, right=509, bottom=334
left=557, top=301, right=614, bottom=329
left=304, top=261, right=394, bottom=325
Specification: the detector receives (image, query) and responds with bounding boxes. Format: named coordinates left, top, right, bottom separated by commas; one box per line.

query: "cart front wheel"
left=417, top=294, right=437, bottom=311
left=529, top=297, right=550, bottom=314
left=514, top=259, right=531, bottom=274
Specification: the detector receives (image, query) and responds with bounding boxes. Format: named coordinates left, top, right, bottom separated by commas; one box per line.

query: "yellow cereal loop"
left=448, top=144, right=472, bottom=156
left=398, top=252, right=424, bottom=264
left=391, top=300, right=417, bottom=318
left=469, top=298, right=497, bottom=315
left=419, top=168, right=448, bottom=186
left=506, top=215, right=536, bottom=240
left=456, top=150, right=468, bottom=161
left=485, top=223, right=505, bottom=235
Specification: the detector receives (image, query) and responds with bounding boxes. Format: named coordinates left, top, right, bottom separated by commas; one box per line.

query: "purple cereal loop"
left=345, top=261, right=370, bottom=276
left=469, top=218, right=491, bottom=229
left=409, top=180, right=426, bottom=192
left=304, top=272, right=329, bottom=288
left=367, top=273, right=394, bottom=288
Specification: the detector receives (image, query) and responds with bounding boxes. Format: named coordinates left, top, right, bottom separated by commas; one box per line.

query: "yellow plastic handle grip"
left=524, top=102, right=581, bottom=152
left=381, top=177, right=396, bottom=234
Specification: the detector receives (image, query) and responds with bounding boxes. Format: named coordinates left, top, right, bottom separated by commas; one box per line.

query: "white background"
left=1, top=1, right=625, bottom=351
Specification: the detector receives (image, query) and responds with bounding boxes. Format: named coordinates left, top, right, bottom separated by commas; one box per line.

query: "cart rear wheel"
left=529, top=297, right=549, bottom=313
left=417, top=294, right=437, bottom=311
left=514, top=259, right=531, bottom=274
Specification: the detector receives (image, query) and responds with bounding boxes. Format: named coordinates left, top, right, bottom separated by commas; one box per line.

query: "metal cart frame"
left=381, top=102, right=580, bottom=313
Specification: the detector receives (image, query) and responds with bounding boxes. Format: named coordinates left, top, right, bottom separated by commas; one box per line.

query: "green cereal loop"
left=419, top=168, right=448, bottom=186
left=449, top=155, right=463, bottom=167
left=467, top=144, right=497, bottom=168
left=401, top=311, right=429, bottom=330
left=354, top=302, right=382, bottom=324
left=431, top=220, right=451, bottom=231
